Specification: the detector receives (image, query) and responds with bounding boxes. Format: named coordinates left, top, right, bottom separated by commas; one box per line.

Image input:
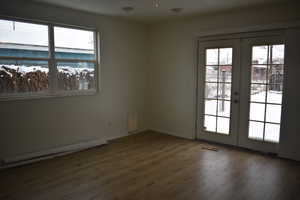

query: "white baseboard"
left=1, top=138, right=107, bottom=170
left=0, top=129, right=179, bottom=170
left=105, top=128, right=148, bottom=142
left=128, top=128, right=148, bottom=135
left=149, top=128, right=194, bottom=140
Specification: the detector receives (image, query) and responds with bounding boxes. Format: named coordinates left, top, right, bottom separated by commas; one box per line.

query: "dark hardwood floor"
left=0, top=131, right=300, bottom=200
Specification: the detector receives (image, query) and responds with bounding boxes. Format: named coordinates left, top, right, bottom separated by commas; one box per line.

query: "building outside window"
left=0, top=18, right=98, bottom=99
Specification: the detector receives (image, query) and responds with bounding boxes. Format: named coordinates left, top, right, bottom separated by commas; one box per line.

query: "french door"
left=197, top=39, right=241, bottom=146
left=197, top=33, right=285, bottom=153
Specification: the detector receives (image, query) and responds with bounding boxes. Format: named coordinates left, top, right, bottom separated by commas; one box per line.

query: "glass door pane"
left=199, top=34, right=285, bottom=153
left=248, top=44, right=284, bottom=143
left=203, top=48, right=233, bottom=135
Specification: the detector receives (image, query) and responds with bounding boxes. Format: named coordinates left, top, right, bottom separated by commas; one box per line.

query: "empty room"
left=0, top=0, right=300, bottom=199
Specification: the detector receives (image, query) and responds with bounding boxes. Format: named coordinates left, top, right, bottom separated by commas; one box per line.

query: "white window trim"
left=0, top=16, right=99, bottom=101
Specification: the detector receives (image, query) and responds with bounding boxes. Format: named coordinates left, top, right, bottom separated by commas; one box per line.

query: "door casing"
left=196, top=30, right=286, bottom=153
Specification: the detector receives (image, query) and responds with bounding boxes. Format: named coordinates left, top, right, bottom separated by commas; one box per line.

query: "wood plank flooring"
left=0, top=131, right=300, bottom=200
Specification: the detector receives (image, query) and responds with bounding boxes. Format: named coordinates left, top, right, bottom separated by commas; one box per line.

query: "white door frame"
left=196, top=30, right=285, bottom=153
left=197, top=39, right=240, bottom=146
left=238, top=35, right=285, bottom=153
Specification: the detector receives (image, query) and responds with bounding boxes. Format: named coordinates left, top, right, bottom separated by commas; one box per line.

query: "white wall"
left=147, top=2, right=300, bottom=160
left=0, top=0, right=148, bottom=160
left=279, top=28, right=300, bottom=161
left=1, top=0, right=300, bottom=162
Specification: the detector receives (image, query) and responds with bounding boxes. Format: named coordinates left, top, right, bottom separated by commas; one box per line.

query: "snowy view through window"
left=204, top=48, right=232, bottom=134
left=0, top=19, right=95, bottom=94
left=204, top=45, right=284, bottom=143
left=249, top=45, right=284, bottom=143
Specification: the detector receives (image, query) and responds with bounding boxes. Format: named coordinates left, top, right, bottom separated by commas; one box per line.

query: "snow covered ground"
left=0, top=64, right=95, bottom=92
left=57, top=66, right=94, bottom=76
left=0, top=65, right=49, bottom=75
left=204, top=100, right=230, bottom=134
left=204, top=90, right=282, bottom=142
left=0, top=64, right=94, bottom=76
left=249, top=90, right=282, bottom=142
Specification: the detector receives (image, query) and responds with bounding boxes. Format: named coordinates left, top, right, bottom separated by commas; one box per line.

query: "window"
left=0, top=19, right=49, bottom=94
left=204, top=48, right=233, bottom=134
left=0, top=18, right=98, bottom=99
left=248, top=44, right=284, bottom=143
left=54, top=26, right=96, bottom=91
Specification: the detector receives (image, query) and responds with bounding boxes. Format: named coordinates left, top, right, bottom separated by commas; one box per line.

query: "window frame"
left=247, top=44, right=284, bottom=143
left=203, top=47, right=233, bottom=135
left=0, top=16, right=99, bottom=101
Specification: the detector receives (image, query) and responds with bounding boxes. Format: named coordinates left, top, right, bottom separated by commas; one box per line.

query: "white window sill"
left=0, top=89, right=97, bottom=101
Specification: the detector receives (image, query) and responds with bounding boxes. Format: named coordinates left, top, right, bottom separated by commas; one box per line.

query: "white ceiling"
left=35, top=0, right=287, bottom=21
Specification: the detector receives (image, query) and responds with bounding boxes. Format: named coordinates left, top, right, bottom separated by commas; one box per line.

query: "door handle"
left=234, top=99, right=239, bottom=104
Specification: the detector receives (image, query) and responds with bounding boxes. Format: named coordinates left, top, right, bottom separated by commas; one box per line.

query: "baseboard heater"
left=0, top=138, right=107, bottom=170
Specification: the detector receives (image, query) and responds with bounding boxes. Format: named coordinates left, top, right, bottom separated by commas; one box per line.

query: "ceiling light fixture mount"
left=154, top=0, right=160, bottom=8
